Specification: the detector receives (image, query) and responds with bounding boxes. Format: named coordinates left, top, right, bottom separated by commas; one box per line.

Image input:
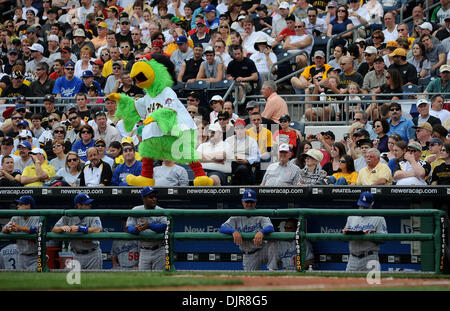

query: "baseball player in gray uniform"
left=111, top=218, right=139, bottom=270
left=127, top=187, right=167, bottom=271
left=219, top=189, right=278, bottom=271
left=0, top=244, right=19, bottom=270
left=277, top=218, right=314, bottom=270
left=1, top=196, right=40, bottom=271
left=52, top=193, right=103, bottom=270
left=343, top=192, right=387, bottom=272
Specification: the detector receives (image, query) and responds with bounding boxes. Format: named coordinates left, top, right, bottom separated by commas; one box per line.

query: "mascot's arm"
left=112, top=93, right=141, bottom=133
left=150, top=108, right=179, bottom=136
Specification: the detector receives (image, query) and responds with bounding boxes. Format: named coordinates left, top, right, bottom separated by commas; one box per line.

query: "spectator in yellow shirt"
left=246, top=112, right=273, bottom=162
left=329, top=154, right=359, bottom=185
left=357, top=148, right=392, bottom=185
left=21, top=148, right=56, bottom=187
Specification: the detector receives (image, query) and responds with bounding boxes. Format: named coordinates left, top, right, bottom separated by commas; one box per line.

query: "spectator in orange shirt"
left=260, top=80, right=289, bottom=124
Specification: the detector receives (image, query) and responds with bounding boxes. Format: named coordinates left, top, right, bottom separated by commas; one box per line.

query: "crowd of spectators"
left=0, top=0, right=450, bottom=188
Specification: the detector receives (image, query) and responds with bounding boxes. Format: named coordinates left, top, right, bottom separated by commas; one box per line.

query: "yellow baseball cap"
left=121, top=136, right=134, bottom=145
left=97, top=21, right=108, bottom=28
left=389, top=48, right=406, bottom=57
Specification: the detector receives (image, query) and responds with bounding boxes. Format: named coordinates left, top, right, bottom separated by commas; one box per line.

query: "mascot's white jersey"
left=134, top=87, right=197, bottom=140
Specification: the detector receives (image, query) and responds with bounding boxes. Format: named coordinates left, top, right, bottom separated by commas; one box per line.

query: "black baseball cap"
left=279, top=114, right=291, bottom=122
left=187, top=91, right=201, bottom=100
left=356, top=138, right=373, bottom=147
left=321, top=130, right=335, bottom=140
left=353, top=129, right=370, bottom=138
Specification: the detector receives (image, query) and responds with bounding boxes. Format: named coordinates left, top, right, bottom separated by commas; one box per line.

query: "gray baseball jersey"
left=345, top=216, right=387, bottom=254
left=5, top=216, right=41, bottom=255
left=126, top=205, right=167, bottom=249
left=54, top=216, right=103, bottom=252
left=110, top=240, right=139, bottom=269
left=127, top=205, right=167, bottom=271
left=277, top=240, right=314, bottom=270
left=220, top=216, right=273, bottom=253
left=0, top=244, right=19, bottom=270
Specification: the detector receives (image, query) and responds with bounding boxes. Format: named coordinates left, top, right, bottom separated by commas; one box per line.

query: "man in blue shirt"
left=204, top=5, right=220, bottom=30
left=52, top=61, right=83, bottom=98
left=386, top=102, right=415, bottom=143
left=112, top=140, right=142, bottom=186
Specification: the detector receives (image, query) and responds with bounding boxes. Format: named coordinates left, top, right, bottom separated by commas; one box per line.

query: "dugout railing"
left=0, top=208, right=445, bottom=273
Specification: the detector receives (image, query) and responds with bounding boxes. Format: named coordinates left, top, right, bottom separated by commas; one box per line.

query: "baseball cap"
left=364, top=46, right=378, bottom=54
left=356, top=138, right=373, bottom=147
left=416, top=98, right=429, bottom=106
left=18, top=128, right=31, bottom=137
left=196, top=19, right=206, bottom=26
left=386, top=41, right=398, bottom=48
left=440, top=64, right=450, bottom=73
left=97, top=21, right=108, bottom=28
left=413, top=122, right=432, bottom=132
left=73, top=28, right=85, bottom=37
left=90, top=59, right=104, bottom=67
left=65, top=61, right=75, bottom=68
left=279, top=114, right=291, bottom=122
left=26, top=26, right=37, bottom=34
left=15, top=195, right=35, bottom=208
left=2, top=136, right=13, bottom=145
left=238, top=15, right=246, bottom=21
left=16, top=96, right=26, bottom=104
left=314, top=50, right=325, bottom=58
left=74, top=193, right=94, bottom=205
left=389, top=48, right=406, bottom=57
left=305, top=149, right=324, bottom=162
left=8, top=48, right=18, bottom=54
left=208, top=122, right=223, bottom=132
left=152, top=39, right=164, bottom=48
left=107, top=6, right=119, bottom=12
left=246, top=101, right=260, bottom=109
left=429, top=137, right=443, bottom=145
left=328, top=1, right=338, bottom=7
left=357, top=192, right=374, bottom=208
left=176, top=35, right=188, bottom=44
left=170, top=16, right=181, bottom=23
left=321, top=130, right=335, bottom=140
left=18, top=121, right=30, bottom=129
left=95, top=138, right=106, bottom=146
left=120, top=17, right=130, bottom=23
left=204, top=46, right=215, bottom=54
left=121, top=136, right=134, bottom=145
left=30, top=148, right=46, bottom=157
left=279, top=2, right=290, bottom=9
left=15, top=103, right=26, bottom=111
left=11, top=70, right=24, bottom=79
left=407, top=141, right=423, bottom=151
left=18, top=141, right=32, bottom=149
left=66, top=103, right=79, bottom=111
left=210, top=95, right=224, bottom=102
left=82, top=70, right=94, bottom=78
left=43, top=94, right=55, bottom=102
left=187, top=91, right=201, bottom=100
left=242, top=189, right=257, bottom=202
left=234, top=118, right=246, bottom=127
left=141, top=186, right=159, bottom=198
left=419, top=22, right=433, bottom=31
left=204, top=4, right=216, bottom=12
left=61, top=46, right=71, bottom=53
left=256, top=4, right=268, bottom=11
left=278, top=143, right=291, bottom=152
left=47, top=34, right=59, bottom=43
left=374, top=55, right=384, bottom=63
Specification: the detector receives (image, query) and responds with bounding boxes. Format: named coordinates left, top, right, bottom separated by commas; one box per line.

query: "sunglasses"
left=49, top=118, right=58, bottom=122
left=354, top=118, right=361, bottom=121
left=65, top=67, right=74, bottom=71
left=295, top=26, right=304, bottom=28
left=374, top=125, right=382, bottom=128
left=120, top=45, right=130, bottom=49
left=338, top=9, right=347, bottom=12
left=372, top=36, right=382, bottom=39
left=390, top=108, right=401, bottom=112
left=385, top=76, right=391, bottom=79
left=308, top=15, right=317, bottom=18
left=95, top=144, right=106, bottom=148
left=11, top=117, right=23, bottom=120
left=441, top=149, right=448, bottom=152
left=67, top=158, right=78, bottom=162
left=1, top=141, right=13, bottom=146
left=54, top=130, right=65, bottom=134
left=69, top=116, right=78, bottom=121
left=339, top=159, right=346, bottom=163
left=113, top=66, right=121, bottom=70
left=52, top=144, right=62, bottom=148
left=218, top=118, right=227, bottom=121
left=123, top=147, right=134, bottom=152
left=188, top=111, right=196, bottom=114
left=121, top=22, right=129, bottom=25
left=102, top=53, right=110, bottom=56
left=220, top=26, right=229, bottom=29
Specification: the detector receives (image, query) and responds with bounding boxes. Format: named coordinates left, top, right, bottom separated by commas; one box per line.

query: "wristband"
left=29, top=226, right=36, bottom=234
left=78, top=226, right=89, bottom=233
left=127, top=225, right=137, bottom=234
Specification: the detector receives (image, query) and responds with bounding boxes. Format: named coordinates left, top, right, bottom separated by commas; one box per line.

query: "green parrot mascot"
left=107, top=53, right=214, bottom=187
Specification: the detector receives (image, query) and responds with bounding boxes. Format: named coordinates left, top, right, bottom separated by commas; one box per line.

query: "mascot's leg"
left=126, top=158, right=155, bottom=186
left=190, top=161, right=214, bottom=186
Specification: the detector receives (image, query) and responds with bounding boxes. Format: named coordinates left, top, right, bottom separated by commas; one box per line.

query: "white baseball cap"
left=208, top=122, right=223, bottom=132
left=364, top=46, right=378, bottom=55
left=416, top=98, right=429, bottom=106
left=210, top=95, right=224, bottom=102
left=278, top=143, right=290, bottom=152
left=419, top=22, right=433, bottom=31
left=279, top=2, right=290, bottom=9
left=30, top=148, right=47, bottom=157
left=440, top=64, right=450, bottom=73
left=18, top=129, right=33, bottom=138
left=30, top=43, right=44, bottom=54
left=305, top=149, right=324, bottom=162
left=47, top=34, right=59, bottom=43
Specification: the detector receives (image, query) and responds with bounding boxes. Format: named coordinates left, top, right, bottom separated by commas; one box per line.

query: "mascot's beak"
left=130, top=61, right=155, bottom=89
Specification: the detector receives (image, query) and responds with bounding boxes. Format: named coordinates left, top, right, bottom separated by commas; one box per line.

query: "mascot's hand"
left=107, top=93, right=121, bottom=102
left=143, top=115, right=155, bottom=125
left=193, top=176, right=214, bottom=187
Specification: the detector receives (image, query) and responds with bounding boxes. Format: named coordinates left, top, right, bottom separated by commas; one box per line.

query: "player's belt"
left=74, top=248, right=97, bottom=255
left=141, top=244, right=163, bottom=251
left=351, top=251, right=376, bottom=259
left=243, top=248, right=261, bottom=255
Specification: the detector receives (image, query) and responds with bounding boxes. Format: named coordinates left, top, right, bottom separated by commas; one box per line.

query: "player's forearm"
left=148, top=222, right=166, bottom=233
left=258, top=226, right=274, bottom=235
left=219, top=226, right=236, bottom=235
